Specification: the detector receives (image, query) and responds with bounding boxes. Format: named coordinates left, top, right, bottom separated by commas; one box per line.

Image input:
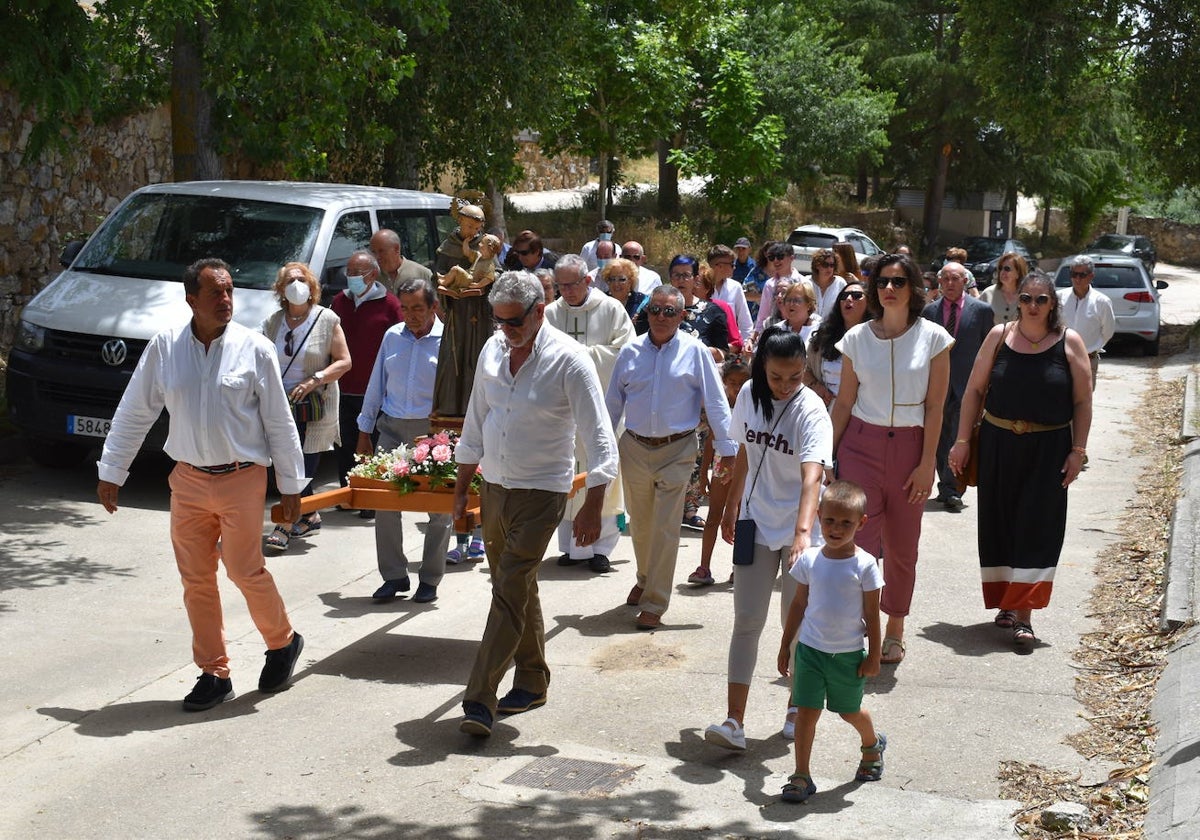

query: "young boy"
left=777, top=479, right=886, bottom=803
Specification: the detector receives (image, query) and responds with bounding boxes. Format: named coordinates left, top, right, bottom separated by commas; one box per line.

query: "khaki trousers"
left=464, top=481, right=567, bottom=714
left=168, top=463, right=294, bottom=679
left=620, top=431, right=698, bottom=617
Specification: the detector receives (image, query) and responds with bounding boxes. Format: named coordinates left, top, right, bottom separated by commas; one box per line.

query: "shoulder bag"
left=957, top=323, right=1010, bottom=492
left=279, top=310, right=324, bottom=425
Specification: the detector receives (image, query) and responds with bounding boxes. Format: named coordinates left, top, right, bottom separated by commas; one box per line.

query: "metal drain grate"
left=502, top=756, right=639, bottom=794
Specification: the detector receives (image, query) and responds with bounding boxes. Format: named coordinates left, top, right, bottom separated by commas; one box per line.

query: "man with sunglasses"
left=921, top=262, right=995, bottom=511
left=544, top=255, right=636, bottom=573
left=607, top=286, right=737, bottom=631
left=504, top=230, right=559, bottom=273
left=1057, top=255, right=1114, bottom=390
left=621, top=240, right=662, bottom=295
left=454, top=271, right=617, bottom=737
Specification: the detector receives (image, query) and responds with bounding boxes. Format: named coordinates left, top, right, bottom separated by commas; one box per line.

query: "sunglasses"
left=284, top=330, right=295, bottom=356
left=999, top=265, right=1016, bottom=273
left=817, top=260, right=836, bottom=269
left=1018, top=293, right=1052, bottom=305
left=839, top=290, right=866, bottom=301
left=1069, top=270, right=1091, bottom=278
left=875, top=275, right=909, bottom=289
left=782, top=298, right=809, bottom=306
left=608, top=276, right=631, bottom=284
left=492, top=300, right=537, bottom=328
left=768, top=254, right=790, bottom=262
left=646, top=304, right=680, bottom=318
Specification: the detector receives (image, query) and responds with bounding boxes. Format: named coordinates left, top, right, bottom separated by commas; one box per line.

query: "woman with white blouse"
left=830, top=254, right=952, bottom=665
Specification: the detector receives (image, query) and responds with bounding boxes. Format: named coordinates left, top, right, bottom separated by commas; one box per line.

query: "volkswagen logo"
left=101, top=339, right=128, bottom=367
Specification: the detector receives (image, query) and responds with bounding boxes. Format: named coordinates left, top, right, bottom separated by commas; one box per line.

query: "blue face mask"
left=597, top=258, right=611, bottom=271
left=597, top=232, right=613, bottom=242
left=346, top=275, right=367, bottom=297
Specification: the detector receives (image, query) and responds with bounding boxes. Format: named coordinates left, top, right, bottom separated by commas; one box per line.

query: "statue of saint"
left=431, top=202, right=497, bottom=419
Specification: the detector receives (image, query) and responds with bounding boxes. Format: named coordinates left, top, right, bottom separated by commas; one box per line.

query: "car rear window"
left=1055, top=265, right=1145, bottom=289
left=787, top=232, right=838, bottom=249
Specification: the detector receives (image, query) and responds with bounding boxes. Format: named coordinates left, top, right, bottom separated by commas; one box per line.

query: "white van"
left=7, top=180, right=454, bottom=467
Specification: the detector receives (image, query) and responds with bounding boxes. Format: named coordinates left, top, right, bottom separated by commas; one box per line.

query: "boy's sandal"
left=291, top=514, right=321, bottom=538
left=1013, top=622, right=1036, bottom=646
left=994, top=609, right=1017, bottom=629
left=855, top=733, right=888, bottom=782
left=265, top=525, right=290, bottom=551
left=781, top=773, right=817, bottom=803
left=880, top=636, right=906, bottom=664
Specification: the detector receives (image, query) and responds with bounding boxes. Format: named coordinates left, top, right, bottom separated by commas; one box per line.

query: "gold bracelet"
left=954, top=439, right=969, bottom=445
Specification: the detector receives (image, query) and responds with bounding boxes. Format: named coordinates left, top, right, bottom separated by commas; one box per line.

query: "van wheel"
left=1145, top=337, right=1160, bottom=357
left=28, top=438, right=92, bottom=468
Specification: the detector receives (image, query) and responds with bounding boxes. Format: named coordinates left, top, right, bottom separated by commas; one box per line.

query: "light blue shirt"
left=357, top=318, right=443, bottom=430
left=606, top=331, right=737, bottom=457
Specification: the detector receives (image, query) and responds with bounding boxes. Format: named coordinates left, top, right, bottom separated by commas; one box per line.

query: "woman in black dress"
left=948, top=271, right=1093, bottom=646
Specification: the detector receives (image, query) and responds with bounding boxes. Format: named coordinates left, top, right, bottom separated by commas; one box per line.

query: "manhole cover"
left=503, top=756, right=639, bottom=794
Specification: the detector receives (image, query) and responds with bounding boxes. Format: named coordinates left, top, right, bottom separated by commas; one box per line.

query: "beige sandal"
left=880, top=636, right=906, bottom=665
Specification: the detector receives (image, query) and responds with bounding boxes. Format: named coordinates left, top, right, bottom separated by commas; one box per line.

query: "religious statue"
left=431, top=199, right=498, bottom=420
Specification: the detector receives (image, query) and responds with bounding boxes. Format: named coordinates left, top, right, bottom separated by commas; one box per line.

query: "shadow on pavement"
left=306, top=625, right=477, bottom=686
left=666, top=726, right=792, bottom=807
left=918, top=619, right=1017, bottom=658
left=1165, top=736, right=1200, bottom=768
left=38, top=693, right=269, bottom=735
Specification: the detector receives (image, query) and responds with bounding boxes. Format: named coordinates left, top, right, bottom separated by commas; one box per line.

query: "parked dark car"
left=1085, top=233, right=1157, bottom=276
left=931, top=237, right=1038, bottom=290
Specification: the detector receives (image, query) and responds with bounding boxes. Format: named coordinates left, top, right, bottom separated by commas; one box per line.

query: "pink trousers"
left=836, top=417, right=926, bottom=617
left=168, top=463, right=294, bottom=678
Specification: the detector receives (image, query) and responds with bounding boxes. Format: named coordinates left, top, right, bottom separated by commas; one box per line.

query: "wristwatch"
left=311, top=371, right=325, bottom=382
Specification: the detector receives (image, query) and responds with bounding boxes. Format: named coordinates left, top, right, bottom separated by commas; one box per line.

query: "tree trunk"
left=488, top=180, right=506, bottom=238
left=657, top=138, right=680, bottom=219
left=1040, top=195, right=1052, bottom=249
left=856, top=157, right=869, bottom=205
left=597, top=151, right=610, bottom=220
left=921, top=140, right=951, bottom=258
left=170, top=18, right=221, bottom=181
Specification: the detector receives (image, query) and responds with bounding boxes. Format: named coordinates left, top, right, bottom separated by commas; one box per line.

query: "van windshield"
left=72, top=193, right=324, bottom=289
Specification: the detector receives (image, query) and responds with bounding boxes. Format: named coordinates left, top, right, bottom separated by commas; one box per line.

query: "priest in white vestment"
left=544, top=254, right=636, bottom=572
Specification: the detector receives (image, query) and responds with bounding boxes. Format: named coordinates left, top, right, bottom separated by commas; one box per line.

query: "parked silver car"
left=1054, top=254, right=1168, bottom=356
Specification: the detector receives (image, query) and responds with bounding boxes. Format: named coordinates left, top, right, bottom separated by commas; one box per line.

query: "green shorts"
left=792, top=642, right=866, bottom=714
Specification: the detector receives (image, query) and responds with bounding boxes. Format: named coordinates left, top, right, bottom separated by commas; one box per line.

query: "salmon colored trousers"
left=168, top=463, right=294, bottom=679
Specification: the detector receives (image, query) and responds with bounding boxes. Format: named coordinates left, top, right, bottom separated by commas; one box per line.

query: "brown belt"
left=982, top=412, right=1069, bottom=435
left=187, top=461, right=256, bottom=475
left=627, top=429, right=696, bottom=447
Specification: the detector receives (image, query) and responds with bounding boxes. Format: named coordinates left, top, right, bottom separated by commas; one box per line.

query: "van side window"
left=322, top=211, right=372, bottom=291
left=377, top=210, right=437, bottom=270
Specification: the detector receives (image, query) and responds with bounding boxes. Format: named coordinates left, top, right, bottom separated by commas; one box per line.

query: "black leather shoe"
left=372, top=578, right=411, bottom=601
left=497, top=687, right=547, bottom=715
left=944, top=494, right=964, bottom=512
left=413, top=582, right=438, bottom=603
left=588, top=554, right=611, bottom=573
left=182, top=673, right=234, bottom=711
left=555, top=553, right=580, bottom=566
left=460, top=701, right=493, bottom=736
left=259, top=632, right=304, bottom=693
left=358, top=508, right=376, bottom=520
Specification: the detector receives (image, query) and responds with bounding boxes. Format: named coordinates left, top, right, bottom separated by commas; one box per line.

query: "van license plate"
left=68, top=415, right=112, bottom=437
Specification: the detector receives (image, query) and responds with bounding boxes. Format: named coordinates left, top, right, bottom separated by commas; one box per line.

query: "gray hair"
left=1071, top=254, right=1095, bottom=273
left=489, top=271, right=543, bottom=308
left=554, top=253, right=589, bottom=281
left=348, top=249, right=380, bottom=274
left=397, top=275, right=436, bottom=307
left=650, top=284, right=684, bottom=309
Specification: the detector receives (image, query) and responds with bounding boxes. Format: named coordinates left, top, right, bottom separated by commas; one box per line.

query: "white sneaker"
left=781, top=706, right=798, bottom=740
left=704, top=718, right=746, bottom=751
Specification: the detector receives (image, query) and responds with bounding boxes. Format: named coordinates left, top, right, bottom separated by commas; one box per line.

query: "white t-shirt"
left=835, top=318, right=954, bottom=427
left=789, top=546, right=883, bottom=654
left=821, top=357, right=842, bottom=399
left=730, top=382, right=832, bottom=550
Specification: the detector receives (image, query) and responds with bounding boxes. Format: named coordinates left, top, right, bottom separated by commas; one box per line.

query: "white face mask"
left=284, top=279, right=311, bottom=305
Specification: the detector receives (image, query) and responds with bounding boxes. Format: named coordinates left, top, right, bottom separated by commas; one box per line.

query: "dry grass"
left=1000, top=373, right=1189, bottom=838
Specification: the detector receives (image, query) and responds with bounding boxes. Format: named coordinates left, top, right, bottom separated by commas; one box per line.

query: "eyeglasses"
left=875, top=275, right=909, bottom=289
left=839, top=290, right=866, bottom=301
left=284, top=330, right=295, bottom=356
left=492, top=300, right=538, bottom=327
left=710, top=259, right=734, bottom=267
left=1069, top=270, right=1091, bottom=278
left=768, top=254, right=790, bottom=262
left=1018, top=293, right=1052, bottom=305
left=608, top=276, right=631, bottom=284
left=555, top=279, right=585, bottom=291
left=999, top=265, right=1016, bottom=273
left=817, top=260, right=836, bottom=269
left=782, top=298, right=808, bottom=307
left=669, top=272, right=694, bottom=281
left=646, top=304, right=680, bottom=317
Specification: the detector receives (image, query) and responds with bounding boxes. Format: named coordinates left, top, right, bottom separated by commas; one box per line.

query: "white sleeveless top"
left=835, top=318, right=953, bottom=427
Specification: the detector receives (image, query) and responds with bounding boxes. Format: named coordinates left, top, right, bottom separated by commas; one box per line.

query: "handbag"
left=278, top=310, right=325, bottom=426
left=733, top=389, right=803, bottom=565
left=956, top=323, right=1010, bottom=492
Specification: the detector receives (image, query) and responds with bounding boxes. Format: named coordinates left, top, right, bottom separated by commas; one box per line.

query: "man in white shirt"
left=453, top=271, right=618, bottom=737
left=545, top=255, right=636, bottom=573
left=1057, top=255, right=1115, bottom=390
left=579, top=219, right=621, bottom=270
left=607, top=286, right=737, bottom=630
left=621, top=240, right=662, bottom=295
left=97, top=258, right=306, bottom=712
left=706, top=244, right=753, bottom=338
left=357, top=277, right=452, bottom=604
left=586, top=239, right=617, bottom=290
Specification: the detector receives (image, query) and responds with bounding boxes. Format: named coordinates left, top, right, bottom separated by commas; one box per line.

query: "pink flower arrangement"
left=349, top=430, right=480, bottom=494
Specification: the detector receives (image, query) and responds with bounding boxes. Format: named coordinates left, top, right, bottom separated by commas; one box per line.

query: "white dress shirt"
left=98, top=321, right=306, bottom=493
left=637, top=266, right=663, bottom=296
left=357, top=318, right=443, bottom=428
left=606, top=331, right=738, bottom=457
left=1058, top=286, right=1116, bottom=353
left=710, top=278, right=754, bottom=337
left=457, top=322, right=618, bottom=493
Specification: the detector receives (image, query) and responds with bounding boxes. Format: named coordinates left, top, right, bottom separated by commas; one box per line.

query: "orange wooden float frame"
left=271, top=472, right=587, bottom=532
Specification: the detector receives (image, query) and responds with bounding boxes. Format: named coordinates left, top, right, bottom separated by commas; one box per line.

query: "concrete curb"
left=1147, top=628, right=1200, bottom=839
left=1161, top=435, right=1200, bottom=631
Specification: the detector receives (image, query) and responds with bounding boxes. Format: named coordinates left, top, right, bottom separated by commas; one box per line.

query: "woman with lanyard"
left=262, top=262, right=351, bottom=551
left=831, top=254, right=952, bottom=665
left=703, top=326, right=832, bottom=750
left=979, top=252, right=1029, bottom=325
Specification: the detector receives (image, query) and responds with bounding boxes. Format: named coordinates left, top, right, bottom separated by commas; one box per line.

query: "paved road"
left=2, top=266, right=1198, bottom=839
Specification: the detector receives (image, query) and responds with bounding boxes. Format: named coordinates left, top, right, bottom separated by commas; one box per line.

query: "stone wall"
left=0, top=86, right=173, bottom=348
left=513, top=135, right=589, bottom=192
left=1125, top=217, right=1200, bottom=267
